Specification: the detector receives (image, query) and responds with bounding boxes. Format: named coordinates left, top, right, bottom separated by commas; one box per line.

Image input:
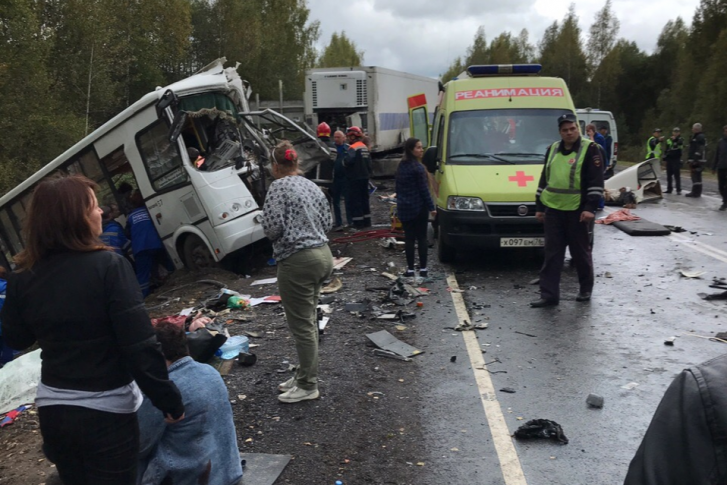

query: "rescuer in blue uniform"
left=100, top=205, right=131, bottom=256
left=126, top=191, right=174, bottom=297
left=531, top=113, right=605, bottom=308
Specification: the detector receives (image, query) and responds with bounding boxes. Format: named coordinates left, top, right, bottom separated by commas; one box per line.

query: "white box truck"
left=304, top=66, right=440, bottom=176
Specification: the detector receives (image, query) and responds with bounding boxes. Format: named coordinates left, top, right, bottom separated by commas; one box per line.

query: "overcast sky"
left=308, top=0, right=700, bottom=78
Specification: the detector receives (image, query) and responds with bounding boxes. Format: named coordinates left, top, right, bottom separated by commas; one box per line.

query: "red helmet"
left=317, top=122, right=331, bottom=137
left=346, top=126, right=363, bottom=138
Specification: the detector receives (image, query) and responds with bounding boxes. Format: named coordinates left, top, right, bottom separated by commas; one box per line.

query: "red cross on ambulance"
left=508, top=170, right=535, bottom=187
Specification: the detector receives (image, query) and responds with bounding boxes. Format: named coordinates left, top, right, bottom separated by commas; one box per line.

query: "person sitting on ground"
left=137, top=320, right=243, bottom=485
left=100, top=205, right=131, bottom=256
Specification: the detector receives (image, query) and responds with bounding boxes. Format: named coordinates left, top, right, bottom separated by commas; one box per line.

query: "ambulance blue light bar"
left=467, top=64, right=542, bottom=77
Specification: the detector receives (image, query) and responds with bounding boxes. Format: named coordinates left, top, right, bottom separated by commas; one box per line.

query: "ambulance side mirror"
left=423, top=146, right=438, bottom=174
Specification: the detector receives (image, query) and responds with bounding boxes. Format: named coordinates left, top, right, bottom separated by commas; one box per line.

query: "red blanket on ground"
left=595, top=209, right=641, bottom=225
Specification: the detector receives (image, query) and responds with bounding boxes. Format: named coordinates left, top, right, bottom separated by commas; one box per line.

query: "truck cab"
left=416, top=64, right=577, bottom=262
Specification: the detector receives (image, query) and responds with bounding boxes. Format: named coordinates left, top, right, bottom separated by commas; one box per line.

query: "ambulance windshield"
left=447, top=109, right=571, bottom=164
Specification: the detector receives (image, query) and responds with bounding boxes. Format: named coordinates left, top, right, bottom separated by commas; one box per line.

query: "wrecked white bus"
left=0, top=59, right=329, bottom=271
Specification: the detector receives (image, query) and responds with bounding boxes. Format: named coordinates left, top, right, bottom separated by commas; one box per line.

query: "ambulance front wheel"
left=182, top=234, right=218, bottom=271
left=437, top=228, right=455, bottom=263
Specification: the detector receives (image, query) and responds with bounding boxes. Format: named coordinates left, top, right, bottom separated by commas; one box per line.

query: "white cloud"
left=309, top=0, right=699, bottom=78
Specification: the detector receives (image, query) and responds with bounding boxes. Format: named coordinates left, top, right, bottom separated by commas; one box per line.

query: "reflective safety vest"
left=646, top=136, right=662, bottom=159
left=540, top=139, right=592, bottom=211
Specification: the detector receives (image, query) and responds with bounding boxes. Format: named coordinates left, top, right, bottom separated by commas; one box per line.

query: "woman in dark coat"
left=1, top=175, right=184, bottom=485
left=395, top=138, right=436, bottom=278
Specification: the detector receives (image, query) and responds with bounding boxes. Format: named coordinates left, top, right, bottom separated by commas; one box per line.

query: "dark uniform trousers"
left=348, top=179, right=371, bottom=228
left=665, top=159, right=682, bottom=193
left=689, top=163, right=704, bottom=196
left=539, top=208, right=594, bottom=301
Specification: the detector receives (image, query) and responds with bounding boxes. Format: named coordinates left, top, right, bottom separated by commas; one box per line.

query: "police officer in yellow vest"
left=531, top=113, right=605, bottom=308
left=646, top=128, right=664, bottom=160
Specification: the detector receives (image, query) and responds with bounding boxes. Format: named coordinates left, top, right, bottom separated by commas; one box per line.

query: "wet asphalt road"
left=402, top=182, right=727, bottom=484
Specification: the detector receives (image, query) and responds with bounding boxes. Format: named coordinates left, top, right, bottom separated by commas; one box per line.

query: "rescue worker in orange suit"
left=345, top=126, right=372, bottom=228
left=531, top=113, right=604, bottom=308
left=317, top=122, right=335, bottom=149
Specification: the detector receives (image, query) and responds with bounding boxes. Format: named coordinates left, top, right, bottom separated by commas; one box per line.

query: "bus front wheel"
left=182, top=235, right=217, bottom=271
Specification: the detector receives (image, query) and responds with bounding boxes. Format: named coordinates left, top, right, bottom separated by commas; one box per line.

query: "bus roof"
left=0, top=59, right=244, bottom=205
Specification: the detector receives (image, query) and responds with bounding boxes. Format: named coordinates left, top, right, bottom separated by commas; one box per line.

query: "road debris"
left=621, top=382, right=639, bottom=390
left=682, top=333, right=727, bottom=344
left=372, top=349, right=412, bottom=362
left=321, top=277, right=342, bottom=294
left=514, top=331, right=538, bottom=338
left=514, top=419, right=569, bottom=444
left=332, top=257, right=353, bottom=270
left=664, top=336, right=676, bottom=346
left=450, top=320, right=488, bottom=331
left=251, top=277, right=278, bottom=286
left=366, top=330, right=424, bottom=358
left=345, top=302, right=369, bottom=313
left=500, top=387, right=516, bottom=394
left=586, top=393, right=604, bottom=408
left=680, top=270, right=706, bottom=279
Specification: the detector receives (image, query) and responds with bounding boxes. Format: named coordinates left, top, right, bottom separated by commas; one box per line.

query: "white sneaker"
left=278, top=386, right=320, bottom=403
left=278, top=376, right=296, bottom=392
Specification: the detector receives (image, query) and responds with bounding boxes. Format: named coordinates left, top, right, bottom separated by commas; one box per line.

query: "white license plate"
left=500, top=237, right=545, bottom=247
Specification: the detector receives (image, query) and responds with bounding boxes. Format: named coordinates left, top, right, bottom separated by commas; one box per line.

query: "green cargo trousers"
left=277, top=245, right=333, bottom=391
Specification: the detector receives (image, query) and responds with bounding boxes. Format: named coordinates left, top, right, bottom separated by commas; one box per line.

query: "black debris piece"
left=500, top=387, right=516, bottom=394
left=450, top=356, right=457, bottom=363
left=514, top=419, right=569, bottom=445
left=698, top=291, right=727, bottom=301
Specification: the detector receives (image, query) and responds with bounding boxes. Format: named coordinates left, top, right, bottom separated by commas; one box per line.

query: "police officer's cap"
left=673, top=127, right=681, bottom=132
left=557, top=113, right=578, bottom=127
left=654, top=128, right=662, bottom=133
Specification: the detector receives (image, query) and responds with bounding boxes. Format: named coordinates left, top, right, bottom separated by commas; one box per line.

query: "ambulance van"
left=413, top=64, right=577, bottom=262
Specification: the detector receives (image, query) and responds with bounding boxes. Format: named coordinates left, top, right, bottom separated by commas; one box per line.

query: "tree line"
left=442, top=0, right=727, bottom=161
left=1, top=0, right=725, bottom=195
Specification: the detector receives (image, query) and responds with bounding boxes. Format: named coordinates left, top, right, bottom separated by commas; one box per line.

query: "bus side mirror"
left=423, top=146, right=438, bottom=173
left=168, top=111, right=188, bottom=144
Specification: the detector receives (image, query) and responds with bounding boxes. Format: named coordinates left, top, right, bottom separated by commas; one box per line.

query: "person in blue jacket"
left=331, top=130, right=353, bottom=230
left=587, top=124, right=608, bottom=211
left=100, top=205, right=131, bottom=256
left=395, top=138, right=436, bottom=278
left=126, top=191, right=174, bottom=297
left=137, top=320, right=243, bottom=485
left=0, top=266, right=15, bottom=367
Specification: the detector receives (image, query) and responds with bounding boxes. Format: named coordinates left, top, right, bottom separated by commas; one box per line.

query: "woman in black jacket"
left=0, top=175, right=184, bottom=485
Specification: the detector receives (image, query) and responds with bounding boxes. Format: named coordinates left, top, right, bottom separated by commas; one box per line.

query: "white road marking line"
left=668, top=234, right=727, bottom=264
left=447, top=274, right=528, bottom=485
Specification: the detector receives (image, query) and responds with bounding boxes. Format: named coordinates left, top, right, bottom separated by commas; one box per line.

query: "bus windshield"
left=447, top=108, right=572, bottom=165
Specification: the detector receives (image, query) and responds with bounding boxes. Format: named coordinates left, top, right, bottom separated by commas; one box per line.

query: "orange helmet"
left=317, top=122, right=331, bottom=137
left=346, top=126, right=363, bottom=138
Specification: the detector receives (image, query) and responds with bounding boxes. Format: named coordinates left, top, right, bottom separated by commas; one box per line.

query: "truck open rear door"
left=407, top=93, right=430, bottom=148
